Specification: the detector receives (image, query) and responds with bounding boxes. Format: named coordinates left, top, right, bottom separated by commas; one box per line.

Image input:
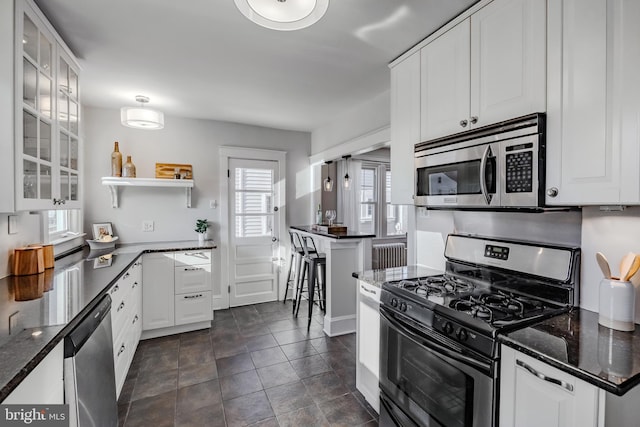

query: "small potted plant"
left=195, top=219, right=208, bottom=244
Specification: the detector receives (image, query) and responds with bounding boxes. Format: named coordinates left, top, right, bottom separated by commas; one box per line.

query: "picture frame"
left=94, top=255, right=113, bottom=269
left=92, top=222, right=113, bottom=240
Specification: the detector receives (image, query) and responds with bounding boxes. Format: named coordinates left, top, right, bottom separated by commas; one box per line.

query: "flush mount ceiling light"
left=121, top=95, right=164, bottom=130
left=323, top=160, right=334, bottom=192
left=234, top=0, right=329, bottom=31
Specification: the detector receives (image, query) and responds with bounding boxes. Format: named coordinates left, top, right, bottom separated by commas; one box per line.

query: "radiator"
left=372, top=243, right=407, bottom=269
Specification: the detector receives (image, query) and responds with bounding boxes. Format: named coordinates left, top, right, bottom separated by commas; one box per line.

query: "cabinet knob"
left=470, top=116, right=478, bottom=124
left=546, top=187, right=559, bottom=198
left=459, top=119, right=468, bottom=128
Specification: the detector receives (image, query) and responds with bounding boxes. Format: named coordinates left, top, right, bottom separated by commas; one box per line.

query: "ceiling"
left=35, top=0, right=477, bottom=132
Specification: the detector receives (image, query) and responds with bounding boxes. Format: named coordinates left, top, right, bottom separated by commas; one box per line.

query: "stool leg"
left=307, top=260, right=317, bottom=328
left=319, top=263, right=326, bottom=312
left=283, top=252, right=294, bottom=302
left=295, top=260, right=307, bottom=317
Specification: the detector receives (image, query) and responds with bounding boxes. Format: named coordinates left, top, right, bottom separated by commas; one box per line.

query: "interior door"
left=228, top=158, right=280, bottom=306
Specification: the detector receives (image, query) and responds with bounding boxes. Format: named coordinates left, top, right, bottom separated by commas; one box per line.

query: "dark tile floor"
left=117, top=300, right=378, bottom=427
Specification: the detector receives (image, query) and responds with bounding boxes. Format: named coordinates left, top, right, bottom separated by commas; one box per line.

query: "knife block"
left=13, top=246, right=45, bottom=276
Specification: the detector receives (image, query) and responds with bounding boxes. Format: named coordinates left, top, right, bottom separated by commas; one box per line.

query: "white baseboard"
left=141, top=321, right=211, bottom=340
left=323, top=314, right=356, bottom=337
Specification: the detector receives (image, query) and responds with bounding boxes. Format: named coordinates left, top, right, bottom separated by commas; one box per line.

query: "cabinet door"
left=470, top=0, right=546, bottom=129
left=142, top=253, right=175, bottom=330
left=420, top=19, right=471, bottom=140
left=0, top=1, right=14, bottom=212
left=175, top=291, right=212, bottom=325
left=500, top=346, right=600, bottom=427
left=390, top=53, right=420, bottom=205
left=545, top=0, right=618, bottom=205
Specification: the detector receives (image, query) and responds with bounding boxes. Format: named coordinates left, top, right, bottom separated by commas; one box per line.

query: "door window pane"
left=235, top=193, right=272, bottom=215
left=23, top=160, right=37, bottom=199
left=235, top=215, right=273, bottom=238
left=235, top=168, right=273, bottom=191
left=23, top=15, right=38, bottom=60
left=40, top=120, right=51, bottom=161
left=23, top=59, right=37, bottom=108
left=233, top=166, right=274, bottom=238
left=40, top=164, right=51, bottom=199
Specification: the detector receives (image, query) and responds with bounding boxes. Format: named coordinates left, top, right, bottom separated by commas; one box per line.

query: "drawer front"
left=111, top=292, right=131, bottom=337
left=114, top=332, right=129, bottom=397
left=174, top=250, right=212, bottom=267
left=175, top=264, right=211, bottom=294
left=175, top=291, right=213, bottom=326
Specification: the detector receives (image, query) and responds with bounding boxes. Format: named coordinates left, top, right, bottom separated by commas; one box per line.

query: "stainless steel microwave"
left=414, top=113, right=545, bottom=209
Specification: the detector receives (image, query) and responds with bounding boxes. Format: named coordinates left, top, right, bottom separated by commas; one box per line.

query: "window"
left=234, top=167, right=274, bottom=238
left=45, top=209, right=82, bottom=244
left=357, top=164, right=408, bottom=237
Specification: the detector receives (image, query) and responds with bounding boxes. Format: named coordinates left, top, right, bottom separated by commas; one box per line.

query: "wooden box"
left=312, top=224, right=347, bottom=234
left=155, top=163, right=193, bottom=179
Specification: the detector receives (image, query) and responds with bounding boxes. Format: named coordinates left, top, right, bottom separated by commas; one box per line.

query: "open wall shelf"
left=101, top=177, right=194, bottom=208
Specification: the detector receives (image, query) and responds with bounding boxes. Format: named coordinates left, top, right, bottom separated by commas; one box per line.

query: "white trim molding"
left=309, top=126, right=390, bottom=166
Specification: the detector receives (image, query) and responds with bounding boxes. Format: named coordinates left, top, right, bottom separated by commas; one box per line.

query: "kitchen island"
left=291, top=225, right=375, bottom=336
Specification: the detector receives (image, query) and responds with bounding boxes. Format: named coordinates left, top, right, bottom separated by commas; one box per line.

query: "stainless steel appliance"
left=414, top=113, right=545, bottom=209
left=64, top=295, right=118, bottom=427
left=379, top=234, right=580, bottom=427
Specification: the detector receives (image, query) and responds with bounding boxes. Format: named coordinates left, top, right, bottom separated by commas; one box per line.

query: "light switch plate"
left=142, top=220, right=154, bottom=232
left=8, top=215, right=17, bottom=234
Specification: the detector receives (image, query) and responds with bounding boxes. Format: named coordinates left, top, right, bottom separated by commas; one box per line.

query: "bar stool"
left=294, top=235, right=326, bottom=327
left=284, top=231, right=316, bottom=311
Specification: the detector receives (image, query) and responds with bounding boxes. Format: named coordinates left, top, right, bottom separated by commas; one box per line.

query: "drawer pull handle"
left=133, top=315, right=139, bottom=324
left=184, top=294, right=203, bottom=299
left=184, top=252, right=208, bottom=258
left=117, top=301, right=125, bottom=312
left=360, top=285, right=377, bottom=295
left=117, top=344, right=125, bottom=356
left=184, top=267, right=203, bottom=271
left=516, top=359, right=574, bottom=392
left=111, top=285, right=119, bottom=294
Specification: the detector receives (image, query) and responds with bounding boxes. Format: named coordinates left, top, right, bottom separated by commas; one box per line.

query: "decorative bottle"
left=111, top=142, right=123, bottom=177
left=316, top=204, right=322, bottom=224
left=123, top=155, right=136, bottom=178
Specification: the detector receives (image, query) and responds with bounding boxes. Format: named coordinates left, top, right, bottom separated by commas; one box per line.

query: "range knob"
left=443, top=322, right=454, bottom=335
left=399, top=302, right=407, bottom=312
left=456, top=328, right=468, bottom=342
left=390, top=298, right=398, bottom=308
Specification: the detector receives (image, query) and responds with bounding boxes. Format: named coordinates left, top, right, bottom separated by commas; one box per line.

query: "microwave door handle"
left=479, top=145, right=492, bottom=205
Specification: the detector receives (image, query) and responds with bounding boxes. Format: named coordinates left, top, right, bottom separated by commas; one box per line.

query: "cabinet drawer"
left=111, top=291, right=132, bottom=337
left=175, top=264, right=211, bottom=294
left=175, top=291, right=212, bottom=326
left=174, top=250, right=212, bottom=267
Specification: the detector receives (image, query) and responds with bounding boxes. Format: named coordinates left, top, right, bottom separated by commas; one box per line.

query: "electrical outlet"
left=8, top=215, right=18, bottom=234
left=142, top=220, right=154, bottom=232
left=209, top=200, right=217, bottom=209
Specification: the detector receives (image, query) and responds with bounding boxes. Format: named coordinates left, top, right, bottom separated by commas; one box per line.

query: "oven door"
left=415, top=142, right=499, bottom=208
left=379, top=308, right=494, bottom=427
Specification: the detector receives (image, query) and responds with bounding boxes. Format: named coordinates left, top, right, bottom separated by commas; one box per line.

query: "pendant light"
left=234, top=0, right=330, bottom=31
left=121, top=95, right=164, bottom=130
left=342, top=155, right=351, bottom=190
left=323, top=161, right=334, bottom=192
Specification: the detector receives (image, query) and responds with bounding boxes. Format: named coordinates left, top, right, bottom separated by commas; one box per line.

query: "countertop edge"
left=0, top=241, right=217, bottom=402
left=290, top=225, right=375, bottom=240
left=498, top=334, right=640, bottom=396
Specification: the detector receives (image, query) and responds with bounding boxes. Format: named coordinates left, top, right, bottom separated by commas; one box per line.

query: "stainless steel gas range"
left=379, top=234, right=580, bottom=427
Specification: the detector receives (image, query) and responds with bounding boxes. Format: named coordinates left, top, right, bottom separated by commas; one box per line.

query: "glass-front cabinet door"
left=15, top=0, right=81, bottom=210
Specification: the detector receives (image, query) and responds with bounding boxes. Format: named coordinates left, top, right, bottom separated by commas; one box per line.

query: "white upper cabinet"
left=546, top=0, right=640, bottom=205
left=13, top=0, right=81, bottom=211
left=420, top=0, right=546, bottom=141
left=389, top=53, right=420, bottom=205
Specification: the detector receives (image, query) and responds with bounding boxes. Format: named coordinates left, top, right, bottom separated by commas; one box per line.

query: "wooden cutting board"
left=155, top=163, right=193, bottom=179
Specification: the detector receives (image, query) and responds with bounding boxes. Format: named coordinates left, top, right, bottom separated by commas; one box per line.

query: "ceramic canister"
left=599, top=278, right=636, bottom=332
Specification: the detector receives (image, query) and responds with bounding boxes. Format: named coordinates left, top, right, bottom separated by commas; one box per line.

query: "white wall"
left=83, top=107, right=312, bottom=244
left=0, top=212, right=42, bottom=279
left=311, top=90, right=390, bottom=155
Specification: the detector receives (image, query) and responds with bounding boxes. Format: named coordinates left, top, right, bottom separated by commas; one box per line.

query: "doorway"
left=219, top=147, right=286, bottom=308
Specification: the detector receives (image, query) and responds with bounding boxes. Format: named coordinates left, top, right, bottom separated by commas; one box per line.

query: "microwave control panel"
left=505, top=142, right=533, bottom=193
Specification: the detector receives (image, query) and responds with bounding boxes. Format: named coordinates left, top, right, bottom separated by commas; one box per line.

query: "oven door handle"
left=381, top=309, right=492, bottom=374
left=479, top=145, right=492, bottom=205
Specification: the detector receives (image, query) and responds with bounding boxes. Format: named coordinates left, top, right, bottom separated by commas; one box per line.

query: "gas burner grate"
left=449, top=290, right=546, bottom=325
left=397, top=275, right=475, bottom=297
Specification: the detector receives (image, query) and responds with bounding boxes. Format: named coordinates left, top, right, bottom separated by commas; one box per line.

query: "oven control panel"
left=484, top=244, right=509, bottom=260
left=432, top=314, right=494, bottom=357
left=380, top=290, right=434, bottom=327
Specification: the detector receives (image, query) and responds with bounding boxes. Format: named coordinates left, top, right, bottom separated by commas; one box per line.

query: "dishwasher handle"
left=64, top=294, right=112, bottom=358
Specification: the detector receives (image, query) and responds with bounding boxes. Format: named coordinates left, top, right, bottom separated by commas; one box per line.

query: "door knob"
left=273, top=207, right=278, bottom=212
left=547, top=187, right=559, bottom=198
left=470, top=116, right=478, bottom=124
left=459, top=119, right=468, bottom=128
left=272, top=237, right=278, bottom=242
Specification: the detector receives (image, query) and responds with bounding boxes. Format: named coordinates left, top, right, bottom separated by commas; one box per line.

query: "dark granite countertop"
left=500, top=308, right=640, bottom=396
left=0, top=240, right=216, bottom=401
left=352, top=265, right=444, bottom=288
left=291, top=225, right=375, bottom=240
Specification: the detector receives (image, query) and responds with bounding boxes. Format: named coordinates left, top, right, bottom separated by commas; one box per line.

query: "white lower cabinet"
left=2, top=342, right=64, bottom=404
left=356, top=280, right=381, bottom=413
left=142, top=250, right=213, bottom=337
left=500, top=345, right=640, bottom=427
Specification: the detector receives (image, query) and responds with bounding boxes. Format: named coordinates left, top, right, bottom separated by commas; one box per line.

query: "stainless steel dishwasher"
left=64, top=294, right=118, bottom=427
